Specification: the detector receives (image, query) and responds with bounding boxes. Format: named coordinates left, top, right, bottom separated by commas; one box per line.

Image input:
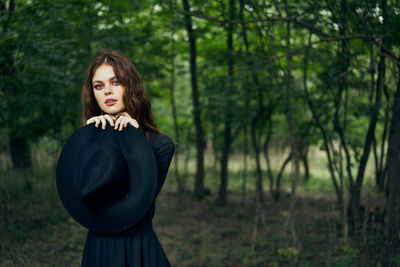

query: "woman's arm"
left=151, top=133, right=175, bottom=196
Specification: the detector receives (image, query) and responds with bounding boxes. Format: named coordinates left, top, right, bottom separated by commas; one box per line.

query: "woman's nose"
left=104, top=84, right=113, bottom=95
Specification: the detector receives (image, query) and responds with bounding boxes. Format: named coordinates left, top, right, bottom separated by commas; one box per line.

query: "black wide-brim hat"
left=56, top=124, right=157, bottom=233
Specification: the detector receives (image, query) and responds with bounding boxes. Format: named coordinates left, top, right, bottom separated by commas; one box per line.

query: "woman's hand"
left=86, top=114, right=115, bottom=130
left=86, top=112, right=139, bottom=131
left=112, top=112, right=139, bottom=131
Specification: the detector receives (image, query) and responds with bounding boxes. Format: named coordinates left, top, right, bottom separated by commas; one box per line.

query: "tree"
left=181, top=0, right=206, bottom=198
left=385, top=64, right=400, bottom=265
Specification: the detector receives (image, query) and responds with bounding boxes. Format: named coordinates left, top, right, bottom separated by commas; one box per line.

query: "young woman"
left=81, top=50, right=174, bottom=266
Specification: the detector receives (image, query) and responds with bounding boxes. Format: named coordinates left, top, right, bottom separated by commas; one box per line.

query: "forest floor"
left=0, top=167, right=390, bottom=267
left=155, top=188, right=387, bottom=267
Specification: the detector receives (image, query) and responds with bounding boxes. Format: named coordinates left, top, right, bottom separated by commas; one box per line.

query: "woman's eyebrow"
left=92, top=76, right=116, bottom=84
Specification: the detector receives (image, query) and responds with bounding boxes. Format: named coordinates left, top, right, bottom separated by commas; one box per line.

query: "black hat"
left=56, top=124, right=157, bottom=233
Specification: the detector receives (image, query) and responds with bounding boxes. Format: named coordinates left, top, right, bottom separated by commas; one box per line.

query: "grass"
left=0, top=168, right=85, bottom=266
left=0, top=149, right=392, bottom=266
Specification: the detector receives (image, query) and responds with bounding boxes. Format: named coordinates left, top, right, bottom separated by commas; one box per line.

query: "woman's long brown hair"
left=82, top=50, right=159, bottom=139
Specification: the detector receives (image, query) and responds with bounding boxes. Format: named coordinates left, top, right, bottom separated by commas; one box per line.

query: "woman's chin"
left=100, top=107, right=125, bottom=115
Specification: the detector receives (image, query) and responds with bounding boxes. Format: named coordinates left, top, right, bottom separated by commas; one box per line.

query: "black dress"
left=81, top=131, right=175, bottom=267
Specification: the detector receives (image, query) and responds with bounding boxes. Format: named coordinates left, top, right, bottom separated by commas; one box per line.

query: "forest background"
left=1, top=0, right=400, bottom=266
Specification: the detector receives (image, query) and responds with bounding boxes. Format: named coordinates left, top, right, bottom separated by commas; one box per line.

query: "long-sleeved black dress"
left=81, top=131, right=174, bottom=267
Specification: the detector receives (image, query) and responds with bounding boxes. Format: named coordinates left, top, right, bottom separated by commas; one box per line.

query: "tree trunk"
left=0, top=0, right=5, bottom=12
left=377, top=82, right=390, bottom=190
left=377, top=93, right=390, bottom=190
left=217, top=127, right=231, bottom=205
left=239, top=0, right=267, bottom=204
left=182, top=0, right=205, bottom=198
left=385, top=64, right=400, bottom=265
left=9, top=137, right=31, bottom=168
left=377, top=1, right=390, bottom=192
left=251, top=117, right=265, bottom=204
left=216, top=0, right=235, bottom=205
left=274, top=153, right=292, bottom=201
left=303, top=33, right=343, bottom=211
left=239, top=0, right=251, bottom=205
left=347, top=0, right=385, bottom=233
left=301, top=149, right=310, bottom=181
left=333, top=0, right=354, bottom=200
left=282, top=0, right=300, bottom=247
left=170, top=4, right=183, bottom=193
left=262, top=111, right=275, bottom=197
left=241, top=125, right=248, bottom=204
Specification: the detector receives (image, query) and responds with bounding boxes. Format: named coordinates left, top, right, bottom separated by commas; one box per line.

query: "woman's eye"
left=93, top=84, right=103, bottom=90
left=112, top=80, right=120, bottom=86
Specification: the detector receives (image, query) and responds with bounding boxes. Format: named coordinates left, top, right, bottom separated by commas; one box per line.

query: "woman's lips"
left=105, top=99, right=117, bottom=106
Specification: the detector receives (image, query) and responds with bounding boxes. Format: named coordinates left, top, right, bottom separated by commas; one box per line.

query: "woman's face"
left=92, top=64, right=126, bottom=115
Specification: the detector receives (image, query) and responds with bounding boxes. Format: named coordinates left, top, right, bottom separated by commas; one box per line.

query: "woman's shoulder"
left=148, top=130, right=175, bottom=155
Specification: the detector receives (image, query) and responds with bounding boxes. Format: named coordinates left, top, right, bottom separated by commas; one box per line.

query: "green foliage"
left=330, top=246, right=360, bottom=267
left=1, top=0, right=398, bottom=169
left=272, top=247, right=300, bottom=266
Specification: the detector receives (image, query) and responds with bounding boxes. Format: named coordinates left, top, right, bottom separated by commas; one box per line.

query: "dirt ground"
left=0, top=178, right=387, bottom=267
left=153, top=188, right=386, bottom=266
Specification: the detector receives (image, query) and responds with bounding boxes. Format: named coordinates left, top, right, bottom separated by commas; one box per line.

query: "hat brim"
left=56, top=124, right=157, bottom=233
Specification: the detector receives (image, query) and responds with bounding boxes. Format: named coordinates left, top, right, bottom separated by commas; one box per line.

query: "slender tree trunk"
left=251, top=117, right=265, bottom=204
left=263, top=111, right=275, bottom=197
left=217, top=128, right=231, bottom=205
left=212, top=125, right=219, bottom=181
left=182, top=0, right=205, bottom=198
left=331, top=0, right=356, bottom=239
left=9, top=138, right=31, bottom=168
left=333, top=0, right=354, bottom=205
left=303, top=33, right=343, bottom=211
left=369, top=45, right=381, bottom=190
left=239, top=0, right=266, bottom=204
left=377, top=2, right=391, bottom=192
left=239, top=0, right=251, bottom=205
left=348, top=43, right=384, bottom=229
left=170, top=3, right=183, bottom=193
left=301, top=148, right=310, bottom=181
left=274, top=153, right=292, bottom=201
left=282, top=0, right=300, bottom=247
left=241, top=126, right=248, bottom=204
left=216, top=0, right=235, bottom=205
left=373, top=134, right=379, bottom=186
left=377, top=83, right=390, bottom=190
left=385, top=64, right=400, bottom=265
left=347, top=0, right=385, bottom=233
left=182, top=129, right=191, bottom=188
